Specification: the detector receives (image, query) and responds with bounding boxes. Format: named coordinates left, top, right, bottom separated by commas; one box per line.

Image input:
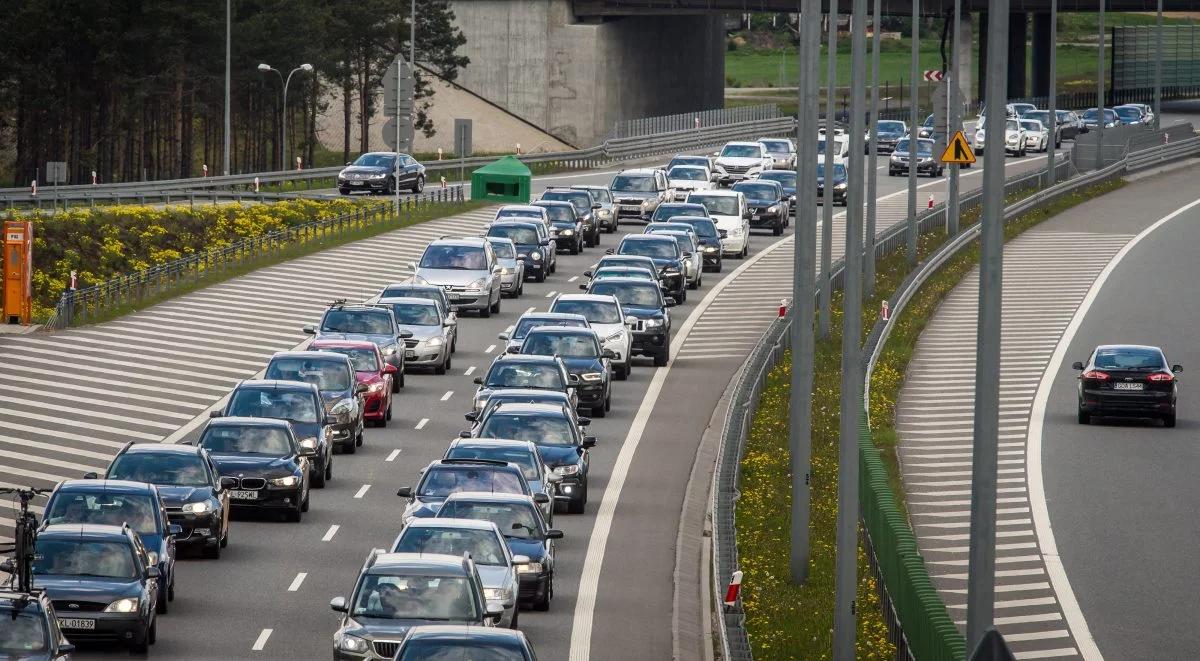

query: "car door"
left=131, top=534, right=159, bottom=609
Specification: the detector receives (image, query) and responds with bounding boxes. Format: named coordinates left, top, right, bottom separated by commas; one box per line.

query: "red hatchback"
left=310, top=339, right=396, bottom=426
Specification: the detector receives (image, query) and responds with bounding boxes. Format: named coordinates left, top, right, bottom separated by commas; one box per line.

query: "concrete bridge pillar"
left=956, top=13, right=975, bottom=109
left=977, top=11, right=988, bottom=104
left=1008, top=12, right=1028, bottom=98
left=1031, top=12, right=1053, bottom=98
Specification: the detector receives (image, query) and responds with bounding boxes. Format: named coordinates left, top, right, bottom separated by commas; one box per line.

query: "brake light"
left=1147, top=372, right=1175, bottom=382
left=1082, top=370, right=1110, bottom=380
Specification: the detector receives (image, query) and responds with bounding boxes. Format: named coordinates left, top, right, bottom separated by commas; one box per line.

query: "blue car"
left=756, top=170, right=797, bottom=219
left=41, top=480, right=177, bottom=615
left=487, top=221, right=551, bottom=283
left=32, top=524, right=161, bottom=652
left=532, top=200, right=584, bottom=254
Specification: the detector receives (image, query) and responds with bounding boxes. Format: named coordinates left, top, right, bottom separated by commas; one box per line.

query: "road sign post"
left=454, top=119, right=473, bottom=185
left=819, top=3, right=838, bottom=340
left=948, top=0, right=964, bottom=235
left=907, top=0, right=920, bottom=266
left=384, top=56, right=417, bottom=216
left=865, top=0, right=882, bottom=295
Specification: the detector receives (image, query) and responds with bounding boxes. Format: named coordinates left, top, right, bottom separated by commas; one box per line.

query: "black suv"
left=265, top=350, right=367, bottom=453
left=586, top=277, right=674, bottom=366
left=732, top=179, right=787, bottom=235
left=540, top=187, right=601, bottom=247
left=517, top=326, right=614, bottom=417
left=662, top=216, right=723, bottom=272
left=487, top=221, right=551, bottom=283
left=0, top=589, right=75, bottom=659
left=196, top=417, right=313, bottom=522
left=472, top=354, right=578, bottom=413
left=94, top=442, right=231, bottom=558
left=304, top=302, right=409, bottom=391
left=32, top=523, right=160, bottom=652
left=612, top=234, right=688, bottom=303
left=214, top=379, right=333, bottom=488
left=532, top=200, right=584, bottom=254
left=330, top=550, right=501, bottom=659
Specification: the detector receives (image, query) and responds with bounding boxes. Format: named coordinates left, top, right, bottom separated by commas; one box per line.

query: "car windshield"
left=420, top=245, right=487, bottom=270
left=266, top=357, right=351, bottom=391
left=352, top=574, right=478, bottom=620
left=676, top=219, right=719, bottom=238
left=690, top=195, right=739, bottom=216
left=1006, top=120, right=1020, bottom=131
left=439, top=502, right=542, bottom=540
left=589, top=282, right=661, bottom=308
left=761, top=140, right=791, bottom=153
left=388, top=303, right=440, bottom=326
left=381, top=286, right=437, bottom=304
left=227, top=389, right=319, bottom=423
left=720, top=144, right=761, bottom=158
left=478, top=413, right=577, bottom=447
left=392, top=527, right=507, bottom=566
left=447, top=447, right=540, bottom=482
left=486, top=364, right=565, bottom=390
left=0, top=611, right=48, bottom=654
left=488, top=225, right=539, bottom=245
left=489, top=241, right=515, bottom=259
left=513, top=317, right=589, bottom=339
left=1093, top=347, right=1165, bottom=371
left=550, top=300, right=621, bottom=324
left=661, top=234, right=695, bottom=252
left=44, top=493, right=159, bottom=534
left=321, top=309, right=393, bottom=334
left=733, top=183, right=778, bottom=200
left=318, top=347, right=380, bottom=372
left=1021, top=121, right=1041, bottom=131
left=352, top=154, right=395, bottom=168
left=1115, top=107, right=1141, bottom=120
left=620, top=239, right=677, bottom=259
left=496, top=208, right=544, bottom=221
left=1024, top=111, right=1050, bottom=124
left=759, top=171, right=796, bottom=187
left=538, top=204, right=576, bottom=223
left=200, top=425, right=293, bottom=456
left=523, top=332, right=598, bottom=357
left=107, top=452, right=209, bottom=487
left=576, top=188, right=611, bottom=203
left=418, top=467, right=524, bottom=497
left=895, top=139, right=933, bottom=156
left=611, top=175, right=656, bottom=192
left=33, top=540, right=138, bottom=579
left=541, top=191, right=588, bottom=212
left=817, top=163, right=848, bottom=179
left=398, top=641, right=526, bottom=661
left=877, top=121, right=905, bottom=134
left=668, top=167, right=708, bottom=181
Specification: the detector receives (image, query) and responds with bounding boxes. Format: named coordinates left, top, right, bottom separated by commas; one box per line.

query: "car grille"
left=373, top=640, right=402, bottom=657
left=403, top=339, right=419, bottom=348
left=723, top=164, right=750, bottom=175
left=53, top=600, right=106, bottom=612
left=235, top=477, right=267, bottom=490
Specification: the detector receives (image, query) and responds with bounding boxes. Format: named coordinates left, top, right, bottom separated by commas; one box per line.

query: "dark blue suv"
left=32, top=523, right=160, bottom=652
left=42, top=480, right=177, bottom=614
left=487, top=221, right=551, bottom=282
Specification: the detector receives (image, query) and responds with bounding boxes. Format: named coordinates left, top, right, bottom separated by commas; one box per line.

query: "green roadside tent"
left=470, top=155, right=531, bottom=204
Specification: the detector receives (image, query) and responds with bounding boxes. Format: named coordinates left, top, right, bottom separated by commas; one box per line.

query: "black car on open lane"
left=611, top=234, right=687, bottom=303
left=1073, top=344, right=1181, bottom=427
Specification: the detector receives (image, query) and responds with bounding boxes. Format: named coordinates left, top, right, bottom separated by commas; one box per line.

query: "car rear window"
left=1093, top=347, right=1165, bottom=371
left=418, top=467, right=524, bottom=497
left=321, top=309, right=393, bottom=334
left=266, top=357, right=351, bottom=391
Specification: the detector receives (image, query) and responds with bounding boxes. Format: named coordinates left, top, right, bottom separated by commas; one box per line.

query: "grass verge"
left=735, top=176, right=1125, bottom=658
left=65, top=199, right=489, bottom=328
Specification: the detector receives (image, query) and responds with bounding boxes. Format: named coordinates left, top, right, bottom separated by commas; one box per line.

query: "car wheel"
left=204, top=538, right=221, bottom=559
left=654, top=349, right=669, bottom=367
left=411, top=175, right=425, bottom=194
left=480, top=303, right=492, bottom=318
left=773, top=225, right=783, bottom=236
left=510, top=607, right=520, bottom=629
left=132, top=619, right=154, bottom=652
left=1164, top=411, right=1177, bottom=428
left=287, top=502, right=303, bottom=523
left=533, top=576, right=553, bottom=611
left=392, top=372, right=401, bottom=393
left=435, top=357, right=447, bottom=375
left=156, top=590, right=168, bottom=614
left=605, top=391, right=612, bottom=412
left=615, top=363, right=628, bottom=381
left=338, top=188, right=350, bottom=195
left=742, top=244, right=749, bottom=258
left=386, top=400, right=393, bottom=422
left=1077, top=407, right=1089, bottom=425
left=397, top=370, right=405, bottom=388
left=343, top=437, right=357, bottom=454
left=715, top=259, right=723, bottom=273
left=301, top=486, right=310, bottom=512
left=220, top=521, right=229, bottom=548
left=491, top=294, right=501, bottom=314
left=312, top=461, right=327, bottom=489
left=569, top=242, right=579, bottom=255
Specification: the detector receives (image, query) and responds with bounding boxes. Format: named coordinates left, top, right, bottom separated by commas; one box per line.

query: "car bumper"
left=166, top=511, right=221, bottom=546
left=575, top=384, right=607, bottom=407
left=1080, top=389, right=1174, bottom=417
left=500, top=273, right=520, bottom=291
left=327, top=421, right=356, bottom=447
left=339, top=179, right=389, bottom=192
left=616, top=204, right=652, bottom=220
left=700, top=249, right=721, bottom=266
left=363, top=391, right=388, bottom=420
left=660, top=273, right=684, bottom=292
left=229, top=484, right=305, bottom=509
left=631, top=330, right=669, bottom=357
left=56, top=612, right=150, bottom=645
left=749, top=210, right=785, bottom=226
left=518, top=572, right=552, bottom=605
left=448, top=293, right=490, bottom=311
left=720, top=234, right=747, bottom=254
left=890, top=161, right=939, bottom=174
left=816, top=188, right=847, bottom=204
left=404, top=343, right=449, bottom=365
left=717, top=173, right=752, bottom=184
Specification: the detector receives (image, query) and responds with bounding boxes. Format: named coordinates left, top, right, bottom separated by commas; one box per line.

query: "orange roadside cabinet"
left=3, top=220, right=33, bottom=325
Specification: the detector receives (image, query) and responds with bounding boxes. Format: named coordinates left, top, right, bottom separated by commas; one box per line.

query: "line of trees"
left=0, top=0, right=468, bottom=186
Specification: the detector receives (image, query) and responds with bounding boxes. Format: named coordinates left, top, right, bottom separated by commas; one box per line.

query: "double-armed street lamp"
left=258, top=62, right=314, bottom=169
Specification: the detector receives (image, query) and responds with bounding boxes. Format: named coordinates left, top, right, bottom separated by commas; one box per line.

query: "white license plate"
left=1113, top=382, right=1144, bottom=391
left=350, top=181, right=363, bottom=186
left=405, top=350, right=416, bottom=359
left=229, top=490, right=258, bottom=500
left=58, top=618, right=95, bottom=630
left=752, top=215, right=761, bottom=220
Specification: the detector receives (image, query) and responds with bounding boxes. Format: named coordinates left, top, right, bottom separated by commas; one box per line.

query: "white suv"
left=712, top=141, right=773, bottom=185
left=686, top=190, right=750, bottom=259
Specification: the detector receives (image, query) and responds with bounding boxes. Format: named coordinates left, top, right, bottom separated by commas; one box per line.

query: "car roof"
left=377, top=296, right=438, bottom=307
left=589, top=277, right=659, bottom=287
left=688, top=189, right=740, bottom=197
left=402, top=517, right=501, bottom=533
left=402, top=625, right=529, bottom=643
left=483, top=389, right=571, bottom=401
left=618, top=168, right=659, bottom=176
left=489, top=354, right=563, bottom=366
left=120, top=443, right=202, bottom=457
left=489, top=220, right=542, bottom=229
left=383, top=282, right=442, bottom=292
left=427, top=459, right=523, bottom=474
left=497, top=204, right=544, bottom=212
left=369, top=552, right=472, bottom=574
left=236, top=379, right=319, bottom=392
left=570, top=184, right=607, bottom=190
left=309, top=339, right=379, bottom=351
left=55, top=479, right=155, bottom=494
left=553, top=293, right=621, bottom=304
left=207, top=416, right=294, bottom=429
left=532, top=199, right=574, bottom=208
left=442, top=491, right=539, bottom=506
left=670, top=215, right=716, bottom=223
left=516, top=311, right=589, bottom=323
left=622, top=234, right=675, bottom=244
left=487, top=402, right=570, bottom=416
left=427, top=237, right=488, bottom=248
left=39, top=523, right=134, bottom=540
left=270, top=350, right=349, bottom=363
left=668, top=164, right=707, bottom=171
left=450, top=438, right=540, bottom=452
left=485, top=236, right=516, bottom=245
left=1095, top=344, right=1162, bottom=352
left=724, top=141, right=762, bottom=147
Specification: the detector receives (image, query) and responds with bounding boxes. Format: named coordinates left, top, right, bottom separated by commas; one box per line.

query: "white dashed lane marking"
left=287, top=573, right=307, bottom=592
left=321, top=525, right=340, bottom=542
left=353, top=485, right=371, bottom=499
left=252, top=629, right=273, bottom=651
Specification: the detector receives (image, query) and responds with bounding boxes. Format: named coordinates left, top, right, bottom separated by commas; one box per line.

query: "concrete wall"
left=448, top=0, right=725, bottom=147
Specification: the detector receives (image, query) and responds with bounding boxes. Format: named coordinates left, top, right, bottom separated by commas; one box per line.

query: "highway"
left=0, top=148, right=1056, bottom=660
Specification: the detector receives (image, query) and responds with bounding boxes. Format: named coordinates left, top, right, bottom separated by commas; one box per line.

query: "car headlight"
left=644, top=318, right=665, bottom=328
left=370, top=173, right=387, bottom=179
left=834, top=183, right=847, bottom=191
left=580, top=372, right=604, bottom=382
left=300, top=438, right=318, bottom=450
left=382, top=344, right=397, bottom=356
left=517, top=562, right=544, bottom=574
left=146, top=552, right=159, bottom=566
left=270, top=475, right=299, bottom=487
left=604, top=331, right=624, bottom=343
left=484, top=587, right=513, bottom=602
left=181, top=501, right=213, bottom=514
left=369, top=381, right=385, bottom=393
left=335, top=632, right=370, bottom=654
left=330, top=399, right=354, bottom=415
left=560, top=229, right=574, bottom=236
left=598, top=209, right=612, bottom=219
left=553, top=464, right=581, bottom=476
left=500, top=267, right=510, bottom=275
left=412, top=274, right=429, bottom=285
left=104, top=598, right=139, bottom=613
left=704, top=246, right=717, bottom=253
left=426, top=336, right=444, bottom=347
left=466, top=278, right=488, bottom=289
left=663, top=267, right=680, bottom=275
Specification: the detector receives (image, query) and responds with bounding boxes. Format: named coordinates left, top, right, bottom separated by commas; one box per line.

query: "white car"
left=1020, top=119, right=1049, bottom=153
left=712, top=141, right=773, bottom=185
left=974, top=118, right=1029, bottom=157
left=667, top=165, right=716, bottom=202
left=818, top=131, right=850, bottom=161
left=686, top=189, right=750, bottom=259
left=977, top=103, right=1020, bottom=127
left=757, top=137, right=797, bottom=169
left=547, top=294, right=634, bottom=380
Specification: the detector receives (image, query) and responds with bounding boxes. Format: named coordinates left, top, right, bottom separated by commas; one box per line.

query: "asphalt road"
left=2, top=146, right=1058, bottom=661
left=1038, top=166, right=1200, bottom=660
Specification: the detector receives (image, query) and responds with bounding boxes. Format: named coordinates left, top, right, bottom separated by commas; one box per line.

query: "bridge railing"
left=608, top=104, right=782, bottom=139
left=712, top=126, right=1200, bottom=661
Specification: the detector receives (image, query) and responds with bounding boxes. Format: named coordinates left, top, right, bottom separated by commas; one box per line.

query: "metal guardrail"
left=609, top=104, right=781, bottom=139
left=43, top=186, right=466, bottom=329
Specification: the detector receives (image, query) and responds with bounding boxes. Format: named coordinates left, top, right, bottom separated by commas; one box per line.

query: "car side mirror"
left=545, top=529, right=564, bottom=540
left=59, top=643, right=75, bottom=654
left=582, top=436, right=597, bottom=449
left=146, top=566, right=161, bottom=579
left=683, top=251, right=693, bottom=258
left=486, top=601, right=505, bottom=619
left=220, top=477, right=238, bottom=489
left=582, top=270, right=593, bottom=278
left=464, top=411, right=478, bottom=422
left=302, top=324, right=316, bottom=335
left=540, top=239, right=551, bottom=246
left=209, top=410, right=223, bottom=419
left=168, top=524, right=183, bottom=536
left=407, top=261, right=418, bottom=270
left=492, top=265, right=502, bottom=274
left=506, top=345, right=521, bottom=354
left=324, top=415, right=336, bottom=426
left=383, top=364, right=398, bottom=374
left=579, top=284, right=589, bottom=291
left=396, top=486, right=413, bottom=498
left=1173, top=364, right=1183, bottom=373
left=498, top=330, right=511, bottom=341
left=473, top=376, right=484, bottom=385
left=604, top=248, right=614, bottom=255
left=1071, top=361, right=1084, bottom=370
left=512, top=554, right=531, bottom=565
left=664, top=297, right=677, bottom=307
left=602, top=349, right=617, bottom=359
left=578, top=417, right=591, bottom=426
left=443, top=319, right=454, bottom=327
left=592, top=203, right=602, bottom=209
left=398, top=330, right=414, bottom=339
left=330, top=596, right=348, bottom=613
left=83, top=471, right=99, bottom=479
left=458, top=430, right=471, bottom=438
left=533, top=493, right=550, bottom=505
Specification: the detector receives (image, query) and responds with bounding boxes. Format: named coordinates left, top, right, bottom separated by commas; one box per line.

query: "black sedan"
left=196, top=417, right=313, bottom=521
left=1073, top=344, right=1181, bottom=427
left=732, top=180, right=787, bottom=235
left=337, top=151, right=426, bottom=195
left=611, top=234, right=687, bottom=303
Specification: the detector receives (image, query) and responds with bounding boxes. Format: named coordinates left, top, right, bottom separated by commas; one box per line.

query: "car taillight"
left=1082, top=370, right=1110, bottom=380
left=1147, top=372, right=1175, bottom=382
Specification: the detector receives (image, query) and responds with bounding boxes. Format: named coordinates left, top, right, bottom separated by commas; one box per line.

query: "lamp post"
left=258, top=62, right=314, bottom=169
left=223, top=0, right=231, bottom=176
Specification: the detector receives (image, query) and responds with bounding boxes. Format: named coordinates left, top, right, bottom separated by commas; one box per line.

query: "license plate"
left=1113, top=382, right=1144, bottom=390
left=58, top=618, right=95, bottom=630
left=229, top=490, right=258, bottom=500
left=752, top=215, right=761, bottom=220
left=405, top=350, right=416, bottom=359
left=350, top=181, right=363, bottom=186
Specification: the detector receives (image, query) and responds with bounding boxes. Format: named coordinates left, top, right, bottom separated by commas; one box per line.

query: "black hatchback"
left=1074, top=344, right=1181, bottom=427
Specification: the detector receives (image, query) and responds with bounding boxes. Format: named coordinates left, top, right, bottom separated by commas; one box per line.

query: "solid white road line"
left=353, top=485, right=371, bottom=499
left=321, top=525, right=340, bottom=542
left=287, top=573, right=307, bottom=592
left=1027, top=195, right=1200, bottom=661
left=525, top=307, right=537, bottom=315
left=386, top=449, right=401, bottom=462
left=415, top=418, right=429, bottom=430
left=440, top=391, right=453, bottom=402
left=251, top=629, right=272, bottom=651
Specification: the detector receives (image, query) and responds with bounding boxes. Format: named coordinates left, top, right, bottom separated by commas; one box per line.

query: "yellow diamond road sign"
left=941, top=130, right=976, bottom=165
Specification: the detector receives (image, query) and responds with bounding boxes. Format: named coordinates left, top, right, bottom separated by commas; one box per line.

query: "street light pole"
left=1047, top=0, right=1058, bottom=186
left=1155, top=0, right=1163, bottom=129
left=1097, top=0, right=1106, bottom=171
left=819, top=5, right=838, bottom=339
left=258, top=63, right=313, bottom=170
left=865, top=0, right=882, bottom=294
left=947, top=0, right=963, bottom=235
left=223, top=0, right=231, bottom=175
left=907, top=0, right=920, bottom=265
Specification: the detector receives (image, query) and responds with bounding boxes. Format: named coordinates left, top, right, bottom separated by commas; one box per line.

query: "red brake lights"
left=1082, top=370, right=1110, bottom=381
